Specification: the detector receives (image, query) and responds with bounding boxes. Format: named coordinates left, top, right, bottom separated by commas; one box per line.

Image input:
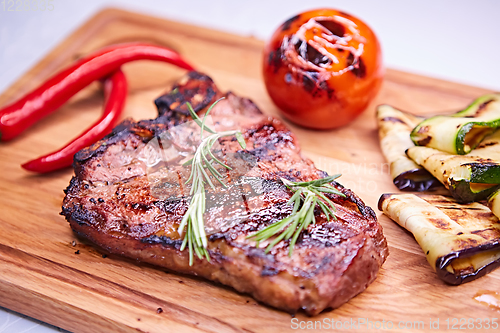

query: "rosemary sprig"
left=178, top=98, right=246, bottom=265
left=247, top=175, right=345, bottom=256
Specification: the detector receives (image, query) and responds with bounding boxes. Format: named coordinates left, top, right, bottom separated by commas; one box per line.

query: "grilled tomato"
left=263, top=9, right=383, bottom=129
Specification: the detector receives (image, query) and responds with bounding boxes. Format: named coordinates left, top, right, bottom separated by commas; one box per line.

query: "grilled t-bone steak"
left=61, top=71, right=388, bottom=315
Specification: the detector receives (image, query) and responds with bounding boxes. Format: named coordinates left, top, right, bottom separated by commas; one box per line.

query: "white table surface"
left=1, top=0, right=500, bottom=332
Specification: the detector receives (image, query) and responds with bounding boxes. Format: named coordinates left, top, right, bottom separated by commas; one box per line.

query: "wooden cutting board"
left=0, top=8, right=498, bottom=333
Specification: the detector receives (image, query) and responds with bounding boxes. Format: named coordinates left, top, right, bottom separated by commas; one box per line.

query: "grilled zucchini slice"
left=407, top=130, right=500, bottom=203
left=410, top=93, right=500, bottom=154
left=489, top=189, right=500, bottom=220
left=378, top=193, right=500, bottom=285
left=377, top=104, right=440, bottom=191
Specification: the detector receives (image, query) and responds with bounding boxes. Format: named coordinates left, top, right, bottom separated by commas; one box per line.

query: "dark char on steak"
left=61, top=71, right=388, bottom=315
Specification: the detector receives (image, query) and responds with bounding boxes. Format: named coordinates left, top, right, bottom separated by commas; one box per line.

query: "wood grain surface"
left=0, top=8, right=499, bottom=333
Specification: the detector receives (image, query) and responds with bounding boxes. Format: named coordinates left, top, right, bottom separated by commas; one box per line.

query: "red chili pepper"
left=21, top=69, right=127, bottom=173
left=0, top=43, right=194, bottom=141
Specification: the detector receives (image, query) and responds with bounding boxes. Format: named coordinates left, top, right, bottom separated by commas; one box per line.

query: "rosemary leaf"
left=247, top=176, right=345, bottom=256
left=178, top=98, right=246, bottom=265
left=291, top=174, right=341, bottom=187
left=207, top=147, right=230, bottom=170
left=186, top=101, right=216, bottom=134
left=182, top=157, right=194, bottom=166
left=199, top=162, right=216, bottom=190
left=311, top=185, right=344, bottom=196
left=235, top=131, right=247, bottom=149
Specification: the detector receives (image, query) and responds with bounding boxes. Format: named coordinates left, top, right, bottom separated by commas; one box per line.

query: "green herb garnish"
left=247, top=175, right=345, bottom=256
left=178, top=98, right=246, bottom=265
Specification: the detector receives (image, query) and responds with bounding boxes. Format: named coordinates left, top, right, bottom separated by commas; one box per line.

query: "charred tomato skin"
left=263, top=9, right=384, bottom=129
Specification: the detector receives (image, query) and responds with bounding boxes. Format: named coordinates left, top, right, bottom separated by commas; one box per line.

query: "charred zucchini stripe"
left=378, top=193, right=500, bottom=285
left=407, top=130, right=500, bottom=203
left=376, top=104, right=440, bottom=191
left=411, top=93, right=500, bottom=155
left=488, top=189, right=500, bottom=220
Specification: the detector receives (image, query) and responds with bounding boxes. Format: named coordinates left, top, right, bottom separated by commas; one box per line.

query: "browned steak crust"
left=61, top=71, right=388, bottom=315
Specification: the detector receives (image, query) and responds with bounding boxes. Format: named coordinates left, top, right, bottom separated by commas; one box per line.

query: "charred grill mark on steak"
left=155, top=71, right=218, bottom=117
left=62, top=72, right=388, bottom=315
